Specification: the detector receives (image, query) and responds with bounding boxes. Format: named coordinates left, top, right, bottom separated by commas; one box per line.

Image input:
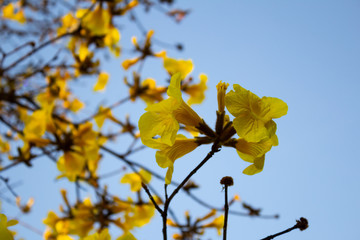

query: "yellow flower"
left=139, top=73, right=202, bottom=148
left=0, top=213, right=18, bottom=240
left=202, top=214, right=224, bottom=235
left=122, top=57, right=140, bottom=70
left=83, top=229, right=111, bottom=240
left=79, top=42, right=91, bottom=62
left=225, top=84, right=288, bottom=142
left=94, top=106, right=113, bottom=128
left=0, top=136, right=10, bottom=153
left=57, top=151, right=86, bottom=181
left=184, top=73, right=208, bottom=105
left=122, top=30, right=165, bottom=70
left=23, top=107, right=53, bottom=146
left=128, top=77, right=166, bottom=105
left=63, top=98, right=84, bottom=112
left=57, top=13, right=79, bottom=35
left=104, top=26, right=121, bottom=57
left=155, top=135, right=199, bottom=184
left=120, top=169, right=152, bottom=192
left=163, top=57, right=193, bottom=79
left=2, top=3, right=26, bottom=24
left=77, top=6, right=111, bottom=36
left=93, top=72, right=109, bottom=92
left=56, top=122, right=100, bottom=181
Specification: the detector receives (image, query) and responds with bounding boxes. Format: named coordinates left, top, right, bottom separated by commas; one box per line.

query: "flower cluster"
left=139, top=74, right=287, bottom=183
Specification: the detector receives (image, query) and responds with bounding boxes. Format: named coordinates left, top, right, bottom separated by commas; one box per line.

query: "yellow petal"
left=242, top=155, right=265, bottom=175
left=116, top=232, right=137, bottom=240
left=186, top=73, right=208, bottom=105
left=121, top=169, right=152, bottom=192
left=225, top=84, right=260, bottom=118
left=93, top=72, right=109, bottom=92
left=2, top=3, right=26, bottom=24
left=6, top=219, right=18, bottom=227
left=104, top=26, right=121, bottom=46
left=139, top=111, right=179, bottom=147
left=79, top=43, right=90, bottom=62
left=233, top=113, right=268, bottom=142
left=235, top=139, right=271, bottom=158
left=64, top=98, right=84, bottom=112
left=155, top=138, right=198, bottom=184
left=261, top=97, right=288, bottom=120
left=166, top=73, right=182, bottom=102
left=163, top=57, right=193, bottom=79
left=94, top=106, right=112, bottom=128
left=80, top=6, right=110, bottom=36
left=122, top=57, right=140, bottom=70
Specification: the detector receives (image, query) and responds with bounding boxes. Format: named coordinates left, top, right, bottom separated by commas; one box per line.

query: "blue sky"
left=2, top=0, right=360, bottom=239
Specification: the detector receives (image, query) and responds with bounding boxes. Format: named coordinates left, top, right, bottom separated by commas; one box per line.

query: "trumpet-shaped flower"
left=225, top=84, right=288, bottom=142
left=139, top=73, right=202, bottom=148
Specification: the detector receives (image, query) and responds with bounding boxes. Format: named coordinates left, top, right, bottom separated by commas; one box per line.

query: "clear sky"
left=2, top=1, right=360, bottom=239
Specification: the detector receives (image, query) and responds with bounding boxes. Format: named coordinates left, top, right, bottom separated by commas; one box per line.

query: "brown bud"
left=220, top=176, right=234, bottom=186
left=296, top=217, right=309, bottom=231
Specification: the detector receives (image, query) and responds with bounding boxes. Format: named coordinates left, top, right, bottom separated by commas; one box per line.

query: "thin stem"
left=162, top=142, right=220, bottom=240
left=0, top=176, right=18, bottom=198
left=163, top=184, right=169, bottom=240
left=142, top=183, right=163, bottom=215
left=223, top=185, right=229, bottom=240
left=261, top=217, right=308, bottom=240
left=3, top=32, right=74, bottom=72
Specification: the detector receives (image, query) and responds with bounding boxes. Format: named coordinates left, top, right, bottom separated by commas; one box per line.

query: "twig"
left=261, top=217, right=309, bottom=240
left=162, top=142, right=221, bottom=240
left=3, top=32, right=74, bottom=72
left=0, top=176, right=18, bottom=198
left=142, top=183, right=163, bottom=215
left=220, top=177, right=234, bottom=239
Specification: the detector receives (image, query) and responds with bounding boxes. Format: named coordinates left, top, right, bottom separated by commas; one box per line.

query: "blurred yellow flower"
left=184, top=73, right=208, bottom=105
left=83, top=229, right=111, bottom=240
left=120, top=169, right=152, bottom=192
left=93, top=72, right=109, bottom=92
left=57, top=13, right=79, bottom=35
left=77, top=6, right=111, bottom=36
left=2, top=3, right=26, bottom=24
left=128, top=77, right=166, bottom=105
left=163, top=57, right=193, bottom=79
left=122, top=30, right=165, bottom=70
